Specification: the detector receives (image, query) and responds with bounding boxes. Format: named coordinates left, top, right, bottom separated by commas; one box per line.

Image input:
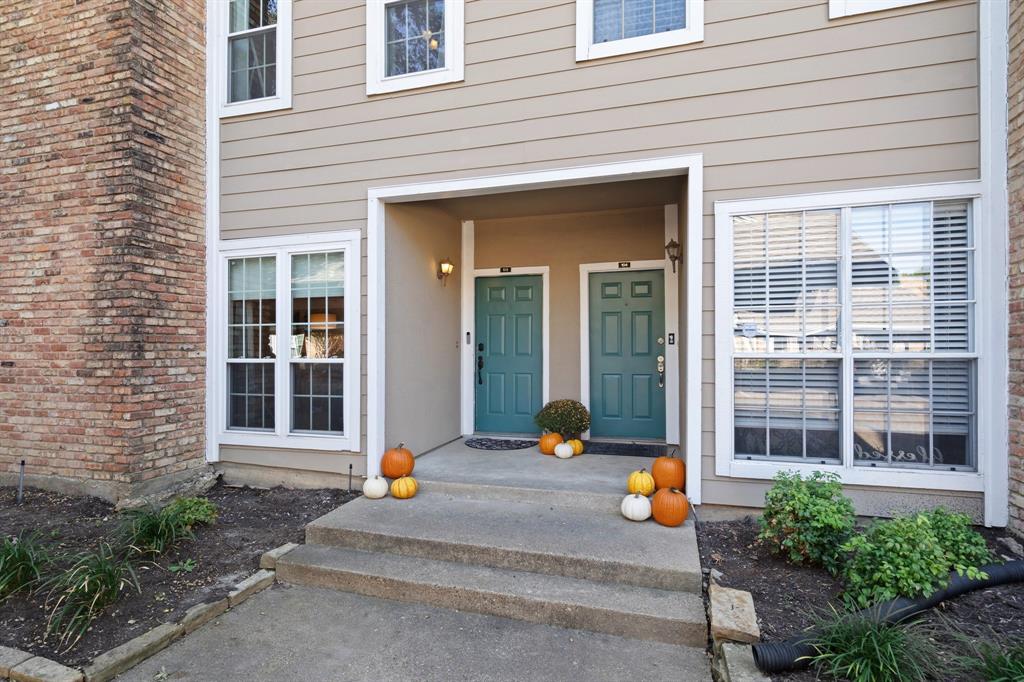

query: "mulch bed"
left=0, top=483, right=358, bottom=667
left=697, top=516, right=1024, bottom=682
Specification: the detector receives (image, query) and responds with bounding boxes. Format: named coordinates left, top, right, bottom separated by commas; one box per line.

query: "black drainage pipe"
left=751, top=559, right=1024, bottom=674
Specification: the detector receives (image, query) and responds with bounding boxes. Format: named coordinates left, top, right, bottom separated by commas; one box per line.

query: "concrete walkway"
left=119, top=584, right=711, bottom=681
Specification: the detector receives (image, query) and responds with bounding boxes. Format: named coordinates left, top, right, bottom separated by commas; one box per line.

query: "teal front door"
left=589, top=270, right=666, bottom=439
left=475, top=275, right=543, bottom=434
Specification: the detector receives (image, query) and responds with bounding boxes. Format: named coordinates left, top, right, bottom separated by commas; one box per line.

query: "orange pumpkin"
left=390, top=475, right=419, bottom=499
left=539, top=433, right=563, bottom=455
left=651, top=488, right=689, bottom=527
left=381, top=443, right=414, bottom=479
left=652, top=449, right=685, bottom=490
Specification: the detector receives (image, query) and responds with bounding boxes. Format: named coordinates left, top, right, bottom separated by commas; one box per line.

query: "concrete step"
left=415, top=478, right=623, bottom=511
left=277, top=544, right=708, bottom=647
left=305, top=492, right=702, bottom=593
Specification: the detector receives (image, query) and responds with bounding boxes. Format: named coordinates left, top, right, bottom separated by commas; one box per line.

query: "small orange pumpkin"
left=539, top=432, right=563, bottom=455
left=390, top=475, right=419, bottom=499
left=381, top=443, right=414, bottom=479
left=651, top=488, right=689, bottom=527
left=652, top=449, right=685, bottom=490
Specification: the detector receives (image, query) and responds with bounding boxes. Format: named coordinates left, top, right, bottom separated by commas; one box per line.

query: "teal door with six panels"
left=474, top=275, right=543, bottom=434
left=589, top=270, right=666, bottom=439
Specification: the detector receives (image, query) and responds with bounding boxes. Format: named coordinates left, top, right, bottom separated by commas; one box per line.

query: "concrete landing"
left=277, top=544, right=707, bottom=646
left=306, top=492, right=702, bottom=593
left=118, top=585, right=712, bottom=681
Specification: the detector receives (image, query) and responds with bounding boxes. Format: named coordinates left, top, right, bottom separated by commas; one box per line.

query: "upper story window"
left=366, top=0, right=464, bottom=95
left=576, top=0, right=703, bottom=61
left=216, top=0, right=293, bottom=117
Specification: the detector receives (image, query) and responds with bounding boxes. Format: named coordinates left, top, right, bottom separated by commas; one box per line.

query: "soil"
left=697, top=516, right=1024, bottom=682
left=0, top=483, right=358, bottom=667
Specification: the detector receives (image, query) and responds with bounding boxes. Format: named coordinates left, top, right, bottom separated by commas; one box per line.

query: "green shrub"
left=43, top=543, right=140, bottom=650
left=534, top=399, right=591, bottom=438
left=121, top=496, right=217, bottom=555
left=804, top=610, right=940, bottom=682
left=840, top=509, right=991, bottom=608
left=757, top=471, right=855, bottom=573
left=956, top=636, right=1024, bottom=682
left=163, top=497, right=218, bottom=528
left=0, top=532, right=52, bottom=599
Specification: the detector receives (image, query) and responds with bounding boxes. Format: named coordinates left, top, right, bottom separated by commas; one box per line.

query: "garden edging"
left=1, top=543, right=295, bottom=682
left=708, top=579, right=769, bottom=682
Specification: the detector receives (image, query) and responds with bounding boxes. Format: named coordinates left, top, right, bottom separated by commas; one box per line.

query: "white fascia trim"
left=213, top=0, right=293, bottom=118
left=713, top=180, right=1002, bottom=498
left=978, top=0, right=1009, bottom=527
left=575, top=0, right=703, bottom=62
left=211, top=229, right=362, bottom=454
left=365, top=0, right=465, bottom=95
left=204, top=1, right=220, bottom=463
left=459, top=220, right=475, bottom=436
left=828, top=0, right=938, bottom=19
left=368, top=153, right=704, bottom=498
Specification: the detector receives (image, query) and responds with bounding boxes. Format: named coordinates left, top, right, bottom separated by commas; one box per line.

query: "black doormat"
left=464, top=438, right=538, bottom=450
left=583, top=441, right=669, bottom=458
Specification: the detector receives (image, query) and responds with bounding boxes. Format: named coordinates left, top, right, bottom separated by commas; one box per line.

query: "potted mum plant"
left=534, top=399, right=591, bottom=440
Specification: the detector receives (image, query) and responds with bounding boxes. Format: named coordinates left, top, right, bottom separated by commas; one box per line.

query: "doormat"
left=583, top=441, right=669, bottom=458
left=464, top=438, right=538, bottom=450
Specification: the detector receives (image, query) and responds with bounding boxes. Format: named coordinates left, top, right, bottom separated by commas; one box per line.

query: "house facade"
left=3, top=0, right=1021, bottom=531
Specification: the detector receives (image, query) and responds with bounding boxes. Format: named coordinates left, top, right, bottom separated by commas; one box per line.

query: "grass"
left=954, top=631, right=1024, bottom=682
left=42, top=543, right=140, bottom=651
left=802, top=609, right=941, bottom=682
left=0, top=532, right=52, bottom=600
left=121, top=497, right=217, bottom=555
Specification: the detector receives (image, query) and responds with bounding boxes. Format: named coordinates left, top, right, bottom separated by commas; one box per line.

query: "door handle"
left=477, top=356, right=484, bottom=385
left=657, top=355, right=665, bottom=388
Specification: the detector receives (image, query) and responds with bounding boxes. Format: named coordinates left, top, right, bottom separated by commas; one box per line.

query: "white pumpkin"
left=620, top=493, right=652, bottom=522
left=554, top=442, right=574, bottom=459
left=362, top=475, right=389, bottom=499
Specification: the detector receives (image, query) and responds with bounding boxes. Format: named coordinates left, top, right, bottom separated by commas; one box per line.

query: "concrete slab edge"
left=713, top=642, right=771, bottom=682
left=4, top=557, right=283, bottom=682
left=260, top=542, right=299, bottom=570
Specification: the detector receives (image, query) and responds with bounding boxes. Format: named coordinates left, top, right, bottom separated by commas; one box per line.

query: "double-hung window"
left=716, top=185, right=988, bottom=491
left=217, top=0, right=293, bottom=117
left=576, top=0, right=704, bottom=61
left=219, top=232, right=360, bottom=452
left=366, top=0, right=464, bottom=95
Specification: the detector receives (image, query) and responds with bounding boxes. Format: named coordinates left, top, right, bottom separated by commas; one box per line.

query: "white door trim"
left=461, top=263, right=551, bottom=435
left=367, top=153, right=704, bottom=503
left=579, top=256, right=678, bottom=444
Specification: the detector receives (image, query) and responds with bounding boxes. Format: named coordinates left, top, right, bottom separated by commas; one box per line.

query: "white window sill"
left=366, top=67, right=462, bottom=96
left=828, top=0, right=937, bottom=19
left=219, top=430, right=355, bottom=452
left=219, top=95, right=292, bottom=118
left=577, top=26, right=704, bottom=62
left=718, top=458, right=985, bottom=493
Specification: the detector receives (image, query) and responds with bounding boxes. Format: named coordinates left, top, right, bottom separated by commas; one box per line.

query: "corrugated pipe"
left=752, top=559, right=1024, bottom=674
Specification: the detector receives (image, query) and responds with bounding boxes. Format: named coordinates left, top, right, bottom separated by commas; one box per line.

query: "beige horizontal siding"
left=219, top=0, right=982, bottom=502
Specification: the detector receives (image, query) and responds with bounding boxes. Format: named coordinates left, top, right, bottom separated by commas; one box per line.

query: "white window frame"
left=575, top=0, right=703, bottom=62
left=213, top=230, right=361, bottom=452
left=714, top=181, right=1004, bottom=493
left=828, top=0, right=937, bottom=19
left=213, top=0, right=293, bottom=118
left=365, top=0, right=465, bottom=95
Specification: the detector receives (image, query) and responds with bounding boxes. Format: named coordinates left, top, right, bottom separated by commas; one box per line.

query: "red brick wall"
left=1009, top=0, right=1024, bottom=538
left=0, top=0, right=206, bottom=501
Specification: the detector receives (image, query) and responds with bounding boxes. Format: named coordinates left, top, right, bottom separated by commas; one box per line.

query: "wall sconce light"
left=665, top=239, right=681, bottom=273
left=437, top=258, right=454, bottom=286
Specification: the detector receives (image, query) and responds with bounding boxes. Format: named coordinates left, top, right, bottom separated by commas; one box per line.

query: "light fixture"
left=665, top=239, right=681, bottom=273
left=437, top=258, right=454, bottom=286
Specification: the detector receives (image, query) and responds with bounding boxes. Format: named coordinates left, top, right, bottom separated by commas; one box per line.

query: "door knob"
left=656, top=355, right=665, bottom=388
left=477, top=356, right=484, bottom=385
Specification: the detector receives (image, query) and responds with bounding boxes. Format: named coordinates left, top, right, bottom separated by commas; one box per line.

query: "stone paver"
left=710, top=583, right=761, bottom=644
left=118, top=584, right=711, bottom=681
left=0, top=646, right=33, bottom=677
left=9, top=656, right=83, bottom=682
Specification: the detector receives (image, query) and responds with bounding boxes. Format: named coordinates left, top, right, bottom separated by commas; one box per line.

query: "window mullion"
left=276, top=249, right=291, bottom=439
left=840, top=206, right=855, bottom=470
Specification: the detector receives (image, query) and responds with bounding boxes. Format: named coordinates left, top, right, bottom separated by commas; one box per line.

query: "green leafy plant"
left=757, top=471, right=855, bottom=573
left=0, top=532, right=52, bottom=599
left=43, top=543, right=140, bottom=650
left=169, top=558, right=197, bottom=574
left=840, top=509, right=992, bottom=608
left=955, top=633, right=1024, bottom=682
left=803, top=609, right=941, bottom=682
left=122, top=497, right=217, bottom=555
left=534, top=399, right=591, bottom=438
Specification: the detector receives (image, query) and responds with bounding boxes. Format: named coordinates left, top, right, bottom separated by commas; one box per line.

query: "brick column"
left=0, top=0, right=207, bottom=502
left=1009, top=0, right=1024, bottom=538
